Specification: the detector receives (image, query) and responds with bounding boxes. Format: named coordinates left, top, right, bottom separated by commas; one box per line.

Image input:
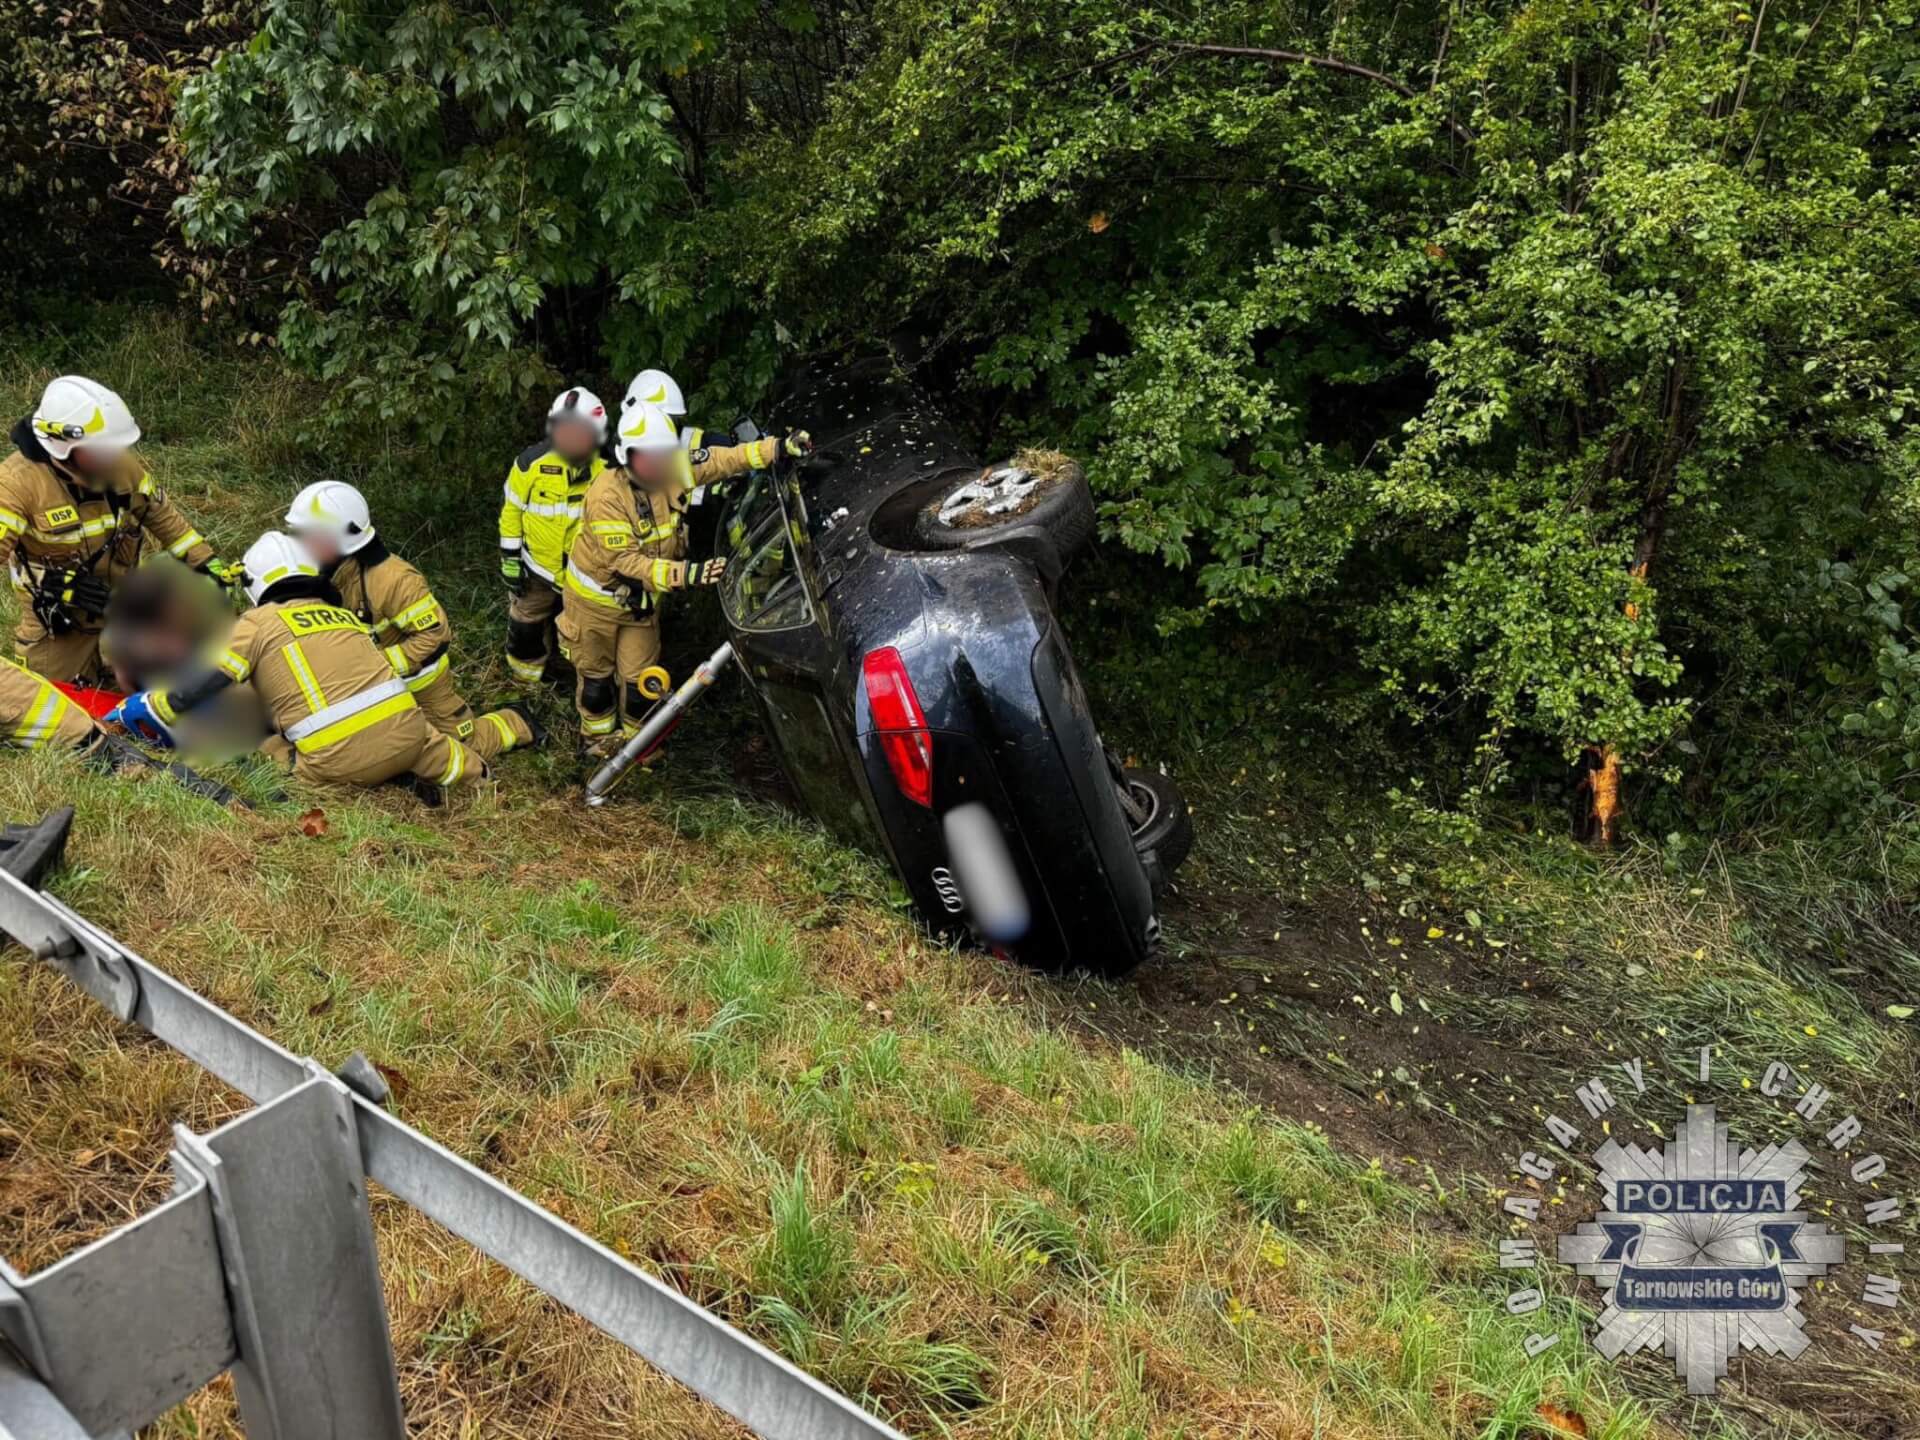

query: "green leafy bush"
left=11, top=0, right=1920, bottom=821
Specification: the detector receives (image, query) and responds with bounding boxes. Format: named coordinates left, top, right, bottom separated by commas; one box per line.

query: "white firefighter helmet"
left=240, top=531, right=320, bottom=606
left=622, top=368, right=685, bottom=417
left=32, top=376, right=141, bottom=460
left=547, top=386, right=609, bottom=444
left=614, top=402, right=681, bottom=465
left=285, top=480, right=376, bottom=555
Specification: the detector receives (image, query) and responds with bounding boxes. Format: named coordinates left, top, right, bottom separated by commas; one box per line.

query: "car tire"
left=911, top=459, right=1095, bottom=556
left=1121, top=767, right=1192, bottom=874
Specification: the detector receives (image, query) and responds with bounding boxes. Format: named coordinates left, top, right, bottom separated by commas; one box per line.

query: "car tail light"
left=863, top=646, right=934, bottom=807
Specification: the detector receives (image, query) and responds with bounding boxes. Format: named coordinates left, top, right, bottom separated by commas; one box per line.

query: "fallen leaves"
left=1534, top=1403, right=1588, bottom=1437
left=298, top=807, right=328, bottom=838
left=373, top=1061, right=411, bottom=1100
left=1087, top=211, right=1110, bottom=234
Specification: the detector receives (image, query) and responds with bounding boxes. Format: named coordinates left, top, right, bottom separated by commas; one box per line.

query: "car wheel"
left=1118, top=767, right=1192, bottom=875
left=911, top=457, right=1095, bottom=556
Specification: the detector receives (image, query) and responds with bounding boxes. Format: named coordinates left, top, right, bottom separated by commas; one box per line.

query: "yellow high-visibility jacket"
left=498, top=443, right=606, bottom=586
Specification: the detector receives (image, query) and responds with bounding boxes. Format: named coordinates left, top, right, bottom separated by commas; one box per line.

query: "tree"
left=722, top=0, right=1920, bottom=810
left=172, top=0, right=778, bottom=434
left=168, top=0, right=1920, bottom=817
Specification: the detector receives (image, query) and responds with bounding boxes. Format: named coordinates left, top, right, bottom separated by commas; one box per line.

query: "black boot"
left=502, top=699, right=546, bottom=750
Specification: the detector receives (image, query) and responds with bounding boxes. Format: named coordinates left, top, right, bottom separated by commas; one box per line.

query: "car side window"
left=722, top=485, right=813, bottom=632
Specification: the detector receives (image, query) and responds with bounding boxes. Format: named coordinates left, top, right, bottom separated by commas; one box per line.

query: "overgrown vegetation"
left=10, top=0, right=1920, bottom=820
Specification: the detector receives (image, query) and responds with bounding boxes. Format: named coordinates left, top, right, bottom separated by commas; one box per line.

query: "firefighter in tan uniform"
left=108, top=533, right=486, bottom=795
left=499, top=387, right=610, bottom=685
left=558, top=402, right=807, bottom=744
left=0, top=657, right=99, bottom=750
left=620, top=368, right=737, bottom=452
left=1, top=376, right=235, bottom=683
left=285, top=482, right=539, bottom=761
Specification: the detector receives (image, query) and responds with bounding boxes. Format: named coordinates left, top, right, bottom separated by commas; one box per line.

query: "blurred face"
left=104, top=564, right=224, bottom=690
left=624, top=448, right=679, bottom=492
left=68, top=445, right=124, bottom=479
left=551, top=418, right=599, bottom=462
left=293, top=528, right=343, bottom=568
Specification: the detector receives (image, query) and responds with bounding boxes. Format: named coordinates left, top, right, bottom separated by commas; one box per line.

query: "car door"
left=719, top=471, right=880, bottom=850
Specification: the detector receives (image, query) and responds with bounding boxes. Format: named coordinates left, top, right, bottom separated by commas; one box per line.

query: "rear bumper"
left=857, top=719, right=1156, bottom=975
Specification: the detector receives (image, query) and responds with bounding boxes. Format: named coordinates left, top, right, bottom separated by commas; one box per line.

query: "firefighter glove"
left=501, top=551, right=526, bottom=593
left=38, top=568, right=111, bottom=623
left=683, top=557, right=728, bottom=588
left=202, top=557, right=243, bottom=600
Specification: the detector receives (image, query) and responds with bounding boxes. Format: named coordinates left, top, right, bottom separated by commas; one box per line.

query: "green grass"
left=0, top=308, right=1907, bottom=1438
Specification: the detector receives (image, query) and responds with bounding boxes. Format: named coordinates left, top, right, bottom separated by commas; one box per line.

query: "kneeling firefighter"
left=286, top=481, right=538, bottom=761
left=110, top=533, right=487, bottom=794
left=499, top=387, right=609, bottom=686
left=1, top=376, right=237, bottom=684
left=0, top=656, right=99, bottom=751
left=559, top=402, right=807, bottom=745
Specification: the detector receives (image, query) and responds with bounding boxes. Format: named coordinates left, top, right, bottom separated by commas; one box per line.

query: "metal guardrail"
left=0, top=817, right=906, bottom=1440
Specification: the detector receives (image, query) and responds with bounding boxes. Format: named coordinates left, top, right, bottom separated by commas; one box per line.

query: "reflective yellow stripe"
left=439, top=740, right=466, bottom=785
left=382, top=644, right=408, bottom=675
left=291, top=690, right=417, bottom=754
left=11, top=683, right=69, bottom=748
left=580, top=709, right=617, bottom=735
left=507, top=654, right=545, bottom=683
left=633, top=512, right=681, bottom=541
left=393, top=596, right=440, bottom=630
left=650, top=559, right=676, bottom=591
left=403, top=651, right=450, bottom=692
left=281, top=640, right=327, bottom=714
left=0, top=508, right=25, bottom=535
left=150, top=691, right=177, bottom=724
left=168, top=530, right=204, bottom=558
left=588, top=521, right=632, bottom=539
left=486, top=712, right=517, bottom=748
left=138, top=474, right=156, bottom=496
left=28, top=516, right=116, bottom=544
left=216, top=648, right=252, bottom=682
left=564, top=561, right=628, bottom=610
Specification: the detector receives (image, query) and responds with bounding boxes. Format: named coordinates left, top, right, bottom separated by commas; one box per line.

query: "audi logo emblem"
left=929, top=867, right=965, bottom=913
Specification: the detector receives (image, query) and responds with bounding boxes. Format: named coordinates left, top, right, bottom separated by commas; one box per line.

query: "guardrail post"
left=1, top=817, right=908, bottom=1440
left=172, top=1075, right=407, bottom=1440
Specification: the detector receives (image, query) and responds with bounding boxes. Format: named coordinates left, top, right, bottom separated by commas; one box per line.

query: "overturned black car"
left=707, top=360, right=1189, bottom=976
